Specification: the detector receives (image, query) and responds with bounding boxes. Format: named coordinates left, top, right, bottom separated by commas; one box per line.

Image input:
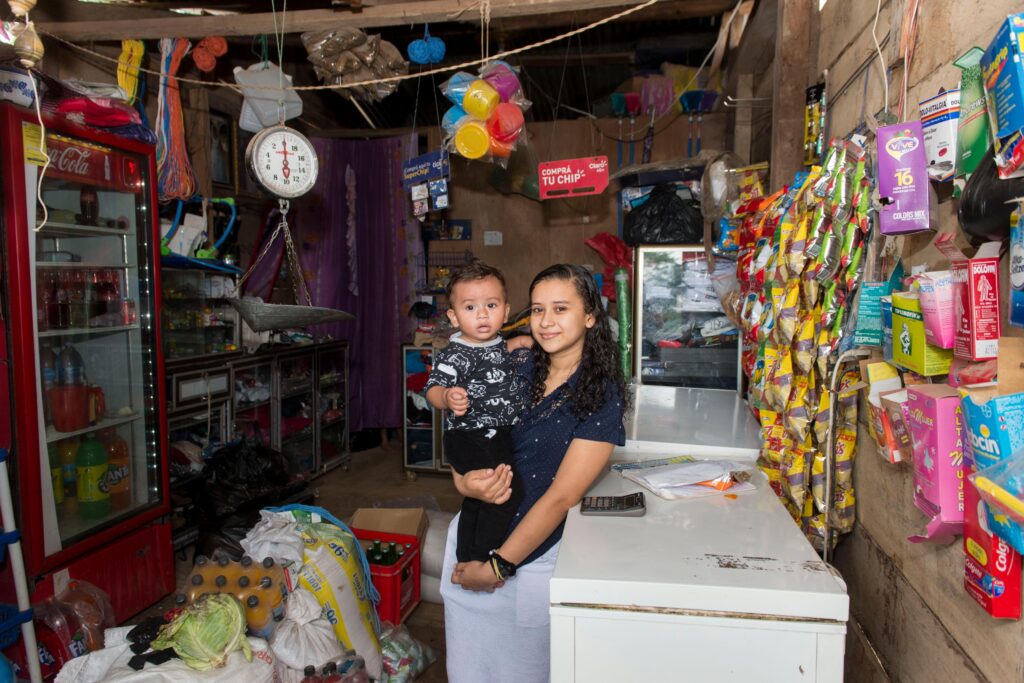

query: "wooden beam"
left=769, top=0, right=809, bottom=188
left=731, top=0, right=776, bottom=75
left=39, top=0, right=726, bottom=41
left=493, top=0, right=733, bottom=32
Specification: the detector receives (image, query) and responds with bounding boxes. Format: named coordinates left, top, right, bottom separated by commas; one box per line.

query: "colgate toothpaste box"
left=907, top=385, right=965, bottom=538
left=936, top=235, right=1001, bottom=361
left=964, top=480, right=1022, bottom=619
left=960, top=384, right=1024, bottom=555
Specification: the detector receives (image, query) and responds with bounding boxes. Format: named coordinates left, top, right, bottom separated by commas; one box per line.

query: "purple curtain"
left=290, top=134, right=418, bottom=431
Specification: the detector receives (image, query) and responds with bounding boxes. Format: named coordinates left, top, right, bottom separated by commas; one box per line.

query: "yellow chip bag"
left=776, top=279, right=802, bottom=345
left=833, top=426, right=857, bottom=491
left=814, top=388, right=831, bottom=445
left=793, top=306, right=819, bottom=374
left=811, top=449, right=826, bottom=512
left=765, top=349, right=794, bottom=412
left=831, top=486, right=856, bottom=534
left=785, top=371, right=813, bottom=442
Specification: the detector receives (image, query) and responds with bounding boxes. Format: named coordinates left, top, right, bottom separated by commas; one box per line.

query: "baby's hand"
left=506, top=335, right=534, bottom=352
left=444, top=387, right=470, bottom=416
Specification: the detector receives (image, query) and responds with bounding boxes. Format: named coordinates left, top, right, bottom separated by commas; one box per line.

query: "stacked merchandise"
left=734, top=139, right=873, bottom=550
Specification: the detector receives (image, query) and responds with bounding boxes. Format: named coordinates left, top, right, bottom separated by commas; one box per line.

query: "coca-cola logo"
left=55, top=146, right=91, bottom=176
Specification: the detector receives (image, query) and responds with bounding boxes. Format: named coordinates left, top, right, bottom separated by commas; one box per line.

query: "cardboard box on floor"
left=351, top=508, right=429, bottom=546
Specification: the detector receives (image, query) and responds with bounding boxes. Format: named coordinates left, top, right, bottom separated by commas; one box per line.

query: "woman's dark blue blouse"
left=507, top=351, right=626, bottom=565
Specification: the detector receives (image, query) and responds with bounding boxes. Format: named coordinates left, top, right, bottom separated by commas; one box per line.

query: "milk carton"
left=907, top=385, right=965, bottom=541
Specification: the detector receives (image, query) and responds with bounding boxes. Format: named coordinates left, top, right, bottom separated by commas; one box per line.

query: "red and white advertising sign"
left=538, top=156, right=609, bottom=200
left=46, top=134, right=143, bottom=193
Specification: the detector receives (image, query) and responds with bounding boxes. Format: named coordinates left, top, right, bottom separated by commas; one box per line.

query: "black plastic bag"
left=958, top=145, right=1024, bottom=242
left=624, top=184, right=704, bottom=245
left=200, top=441, right=296, bottom=518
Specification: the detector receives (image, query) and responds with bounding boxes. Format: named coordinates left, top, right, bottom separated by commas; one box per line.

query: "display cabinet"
left=402, top=344, right=448, bottom=475
left=633, top=246, right=741, bottom=390
left=276, top=348, right=316, bottom=476
left=160, top=268, right=240, bottom=361
left=231, top=357, right=273, bottom=448
left=316, top=342, right=350, bottom=472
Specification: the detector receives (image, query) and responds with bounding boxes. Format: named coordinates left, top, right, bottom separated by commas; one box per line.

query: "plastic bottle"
left=246, top=595, right=273, bottom=639
left=75, top=435, right=109, bottom=519
left=48, top=273, right=69, bottom=329
left=37, top=270, right=51, bottom=332
left=58, top=342, right=86, bottom=385
left=47, top=444, right=64, bottom=508
left=257, top=575, right=285, bottom=620
left=40, top=343, right=57, bottom=425
left=300, top=665, right=321, bottom=683
left=214, top=575, right=228, bottom=592
left=261, top=557, right=287, bottom=600
left=321, top=662, right=342, bottom=683
left=174, top=593, right=188, bottom=608
left=59, top=580, right=115, bottom=652
left=186, top=574, right=205, bottom=603
left=100, top=429, right=130, bottom=510
left=57, top=438, right=79, bottom=517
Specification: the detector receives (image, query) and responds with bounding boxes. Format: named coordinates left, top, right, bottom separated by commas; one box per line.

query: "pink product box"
left=917, top=270, right=955, bottom=348
left=907, top=384, right=966, bottom=543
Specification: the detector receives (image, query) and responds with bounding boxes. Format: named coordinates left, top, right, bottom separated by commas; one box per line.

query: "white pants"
left=440, top=513, right=560, bottom=683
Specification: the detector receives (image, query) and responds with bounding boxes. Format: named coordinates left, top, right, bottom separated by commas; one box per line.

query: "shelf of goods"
left=401, top=344, right=451, bottom=474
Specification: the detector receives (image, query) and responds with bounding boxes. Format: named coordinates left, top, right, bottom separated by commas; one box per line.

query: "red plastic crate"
left=351, top=528, right=421, bottom=625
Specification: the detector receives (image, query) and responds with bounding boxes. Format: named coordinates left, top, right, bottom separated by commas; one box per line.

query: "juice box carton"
left=936, top=234, right=1001, bottom=361
left=907, top=385, right=965, bottom=531
left=964, top=480, right=1022, bottom=619
left=891, top=291, right=953, bottom=376
left=881, top=389, right=914, bottom=464
left=981, top=14, right=1024, bottom=179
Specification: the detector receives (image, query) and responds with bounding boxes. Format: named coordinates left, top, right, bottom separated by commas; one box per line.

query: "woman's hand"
left=451, top=561, right=504, bottom=592
left=452, top=465, right=513, bottom=504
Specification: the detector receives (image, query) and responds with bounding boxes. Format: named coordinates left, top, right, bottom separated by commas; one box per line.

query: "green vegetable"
left=151, top=593, right=252, bottom=670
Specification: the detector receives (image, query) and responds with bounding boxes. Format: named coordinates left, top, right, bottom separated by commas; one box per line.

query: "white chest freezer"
left=549, top=387, right=849, bottom=682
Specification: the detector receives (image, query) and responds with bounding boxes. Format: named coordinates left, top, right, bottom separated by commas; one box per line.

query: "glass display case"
left=277, top=349, right=316, bottom=476
left=231, top=358, right=273, bottom=447
left=167, top=404, right=228, bottom=550
left=634, top=246, right=740, bottom=390
left=402, top=344, right=447, bottom=474
left=316, top=342, right=349, bottom=472
left=161, top=268, right=239, bottom=361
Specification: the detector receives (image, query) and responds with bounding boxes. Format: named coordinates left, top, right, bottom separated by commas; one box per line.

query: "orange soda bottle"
left=99, top=428, right=130, bottom=510
left=246, top=594, right=273, bottom=639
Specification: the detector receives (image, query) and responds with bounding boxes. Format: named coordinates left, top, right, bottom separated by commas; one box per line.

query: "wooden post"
left=769, top=0, right=811, bottom=189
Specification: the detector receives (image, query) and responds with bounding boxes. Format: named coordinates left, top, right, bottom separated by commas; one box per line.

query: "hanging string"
left=40, top=0, right=660, bottom=93
left=270, top=0, right=288, bottom=122
left=156, top=37, right=197, bottom=201
left=117, top=39, right=144, bottom=105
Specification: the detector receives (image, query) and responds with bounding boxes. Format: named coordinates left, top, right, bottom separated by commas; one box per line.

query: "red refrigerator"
left=0, top=103, right=174, bottom=623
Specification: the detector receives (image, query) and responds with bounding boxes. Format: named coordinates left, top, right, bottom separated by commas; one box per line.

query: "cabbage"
left=151, top=593, right=252, bottom=670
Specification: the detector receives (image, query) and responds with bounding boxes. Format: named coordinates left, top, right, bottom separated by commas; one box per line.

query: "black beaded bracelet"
left=489, top=550, right=517, bottom=578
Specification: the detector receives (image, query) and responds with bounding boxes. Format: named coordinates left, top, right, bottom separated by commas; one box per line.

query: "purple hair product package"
left=878, top=122, right=931, bottom=235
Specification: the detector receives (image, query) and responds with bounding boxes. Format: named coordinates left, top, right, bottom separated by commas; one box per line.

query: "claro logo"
left=969, top=423, right=1000, bottom=456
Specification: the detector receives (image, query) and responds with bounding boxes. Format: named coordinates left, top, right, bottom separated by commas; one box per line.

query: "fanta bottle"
left=99, top=429, right=130, bottom=510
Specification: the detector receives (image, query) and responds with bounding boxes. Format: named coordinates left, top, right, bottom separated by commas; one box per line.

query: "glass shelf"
left=36, top=221, right=131, bottom=238
left=46, top=413, right=142, bottom=444
left=39, top=324, right=139, bottom=338
left=36, top=262, right=128, bottom=269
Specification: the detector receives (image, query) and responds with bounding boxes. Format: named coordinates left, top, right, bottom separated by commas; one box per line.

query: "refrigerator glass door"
left=31, top=131, right=163, bottom=553
left=635, top=246, right=739, bottom=389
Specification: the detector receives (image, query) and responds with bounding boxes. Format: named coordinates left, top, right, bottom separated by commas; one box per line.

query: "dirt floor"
left=143, top=439, right=459, bottom=681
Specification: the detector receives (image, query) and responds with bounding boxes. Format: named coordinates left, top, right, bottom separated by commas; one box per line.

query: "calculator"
left=580, top=492, right=646, bottom=517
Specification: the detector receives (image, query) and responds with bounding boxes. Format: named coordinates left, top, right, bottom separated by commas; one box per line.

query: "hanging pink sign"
left=538, top=156, right=609, bottom=199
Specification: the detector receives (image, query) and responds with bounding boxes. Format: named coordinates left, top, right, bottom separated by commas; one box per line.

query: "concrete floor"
left=147, top=440, right=459, bottom=682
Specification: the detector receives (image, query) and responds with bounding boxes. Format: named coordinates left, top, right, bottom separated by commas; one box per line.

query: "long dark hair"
left=528, top=264, right=628, bottom=417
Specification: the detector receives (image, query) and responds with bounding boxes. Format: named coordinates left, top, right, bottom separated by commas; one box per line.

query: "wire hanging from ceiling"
left=40, top=0, right=661, bottom=93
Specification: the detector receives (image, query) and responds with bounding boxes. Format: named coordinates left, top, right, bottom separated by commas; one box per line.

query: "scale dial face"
left=246, top=125, right=319, bottom=199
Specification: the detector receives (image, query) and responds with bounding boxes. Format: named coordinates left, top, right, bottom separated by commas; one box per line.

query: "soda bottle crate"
left=351, top=528, right=420, bottom=625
